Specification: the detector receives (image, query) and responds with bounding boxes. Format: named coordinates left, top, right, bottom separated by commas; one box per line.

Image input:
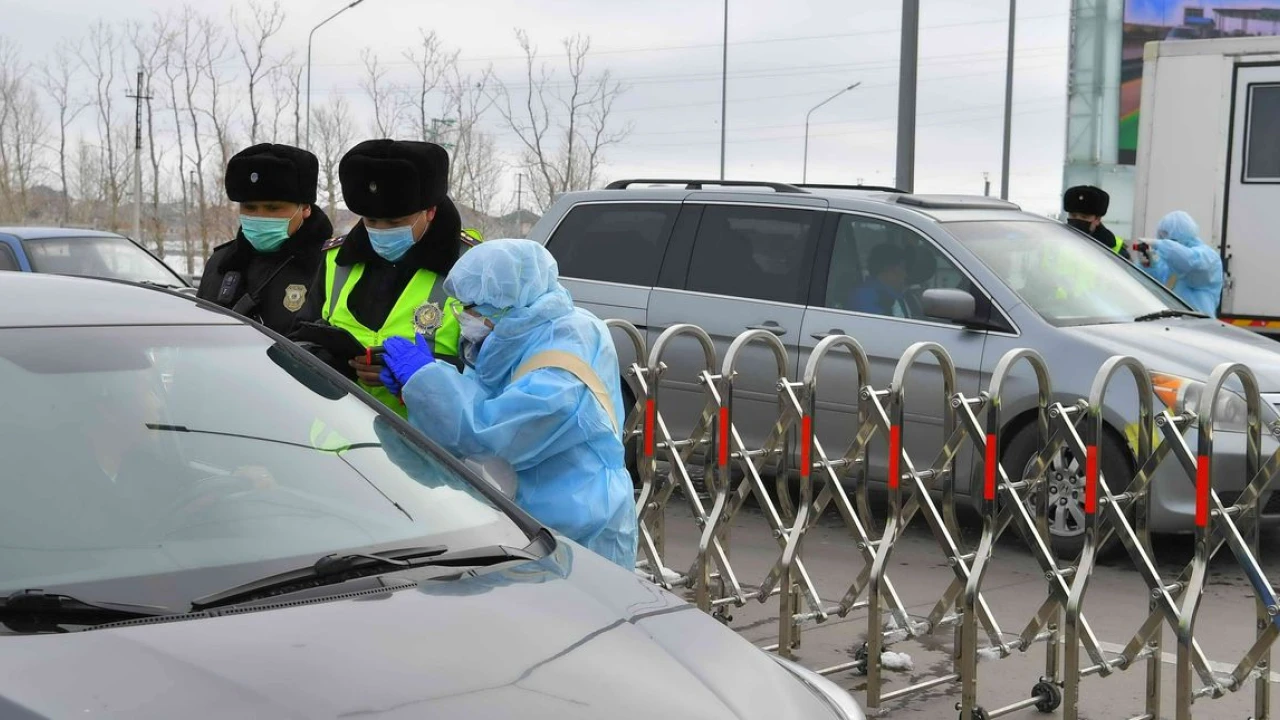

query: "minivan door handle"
left=745, top=322, right=787, bottom=337
left=810, top=328, right=846, bottom=340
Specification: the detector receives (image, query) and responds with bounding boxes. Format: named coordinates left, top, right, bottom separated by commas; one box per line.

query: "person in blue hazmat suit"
left=378, top=238, right=637, bottom=570
left=1137, top=210, right=1224, bottom=317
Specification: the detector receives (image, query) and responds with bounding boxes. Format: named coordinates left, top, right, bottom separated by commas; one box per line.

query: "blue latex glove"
left=379, top=364, right=402, bottom=396
left=384, top=333, right=435, bottom=386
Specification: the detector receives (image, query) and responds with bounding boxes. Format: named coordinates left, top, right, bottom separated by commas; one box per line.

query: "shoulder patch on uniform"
left=322, top=235, right=346, bottom=252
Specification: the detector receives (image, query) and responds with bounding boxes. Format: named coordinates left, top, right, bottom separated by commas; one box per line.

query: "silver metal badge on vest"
left=413, top=302, right=443, bottom=337
left=283, top=283, right=307, bottom=312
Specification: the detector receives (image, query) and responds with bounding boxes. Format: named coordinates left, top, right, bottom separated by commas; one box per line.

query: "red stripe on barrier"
left=644, top=399, right=656, bottom=458
left=1196, top=455, right=1210, bottom=528
left=718, top=407, right=730, bottom=467
left=800, top=416, right=812, bottom=479
left=888, top=425, right=901, bottom=490
left=1085, top=445, right=1098, bottom=514
left=984, top=433, right=998, bottom=501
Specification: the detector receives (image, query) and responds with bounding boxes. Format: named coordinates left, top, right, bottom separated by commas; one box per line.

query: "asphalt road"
left=653, top=493, right=1280, bottom=719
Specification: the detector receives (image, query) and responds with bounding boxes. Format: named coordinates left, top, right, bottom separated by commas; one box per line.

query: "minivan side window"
left=823, top=214, right=975, bottom=320
left=545, top=203, right=679, bottom=286
left=0, top=244, right=17, bottom=271
left=683, top=205, right=820, bottom=304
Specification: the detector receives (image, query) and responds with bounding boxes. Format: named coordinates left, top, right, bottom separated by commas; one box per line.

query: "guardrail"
left=606, top=319, right=1280, bottom=720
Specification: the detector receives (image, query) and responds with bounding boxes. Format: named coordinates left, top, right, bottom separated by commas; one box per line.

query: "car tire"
left=999, top=421, right=1132, bottom=560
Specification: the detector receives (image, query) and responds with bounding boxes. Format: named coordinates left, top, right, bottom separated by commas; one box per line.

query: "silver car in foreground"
left=530, top=179, right=1280, bottom=556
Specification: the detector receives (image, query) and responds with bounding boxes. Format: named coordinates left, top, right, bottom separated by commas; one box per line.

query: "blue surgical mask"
left=367, top=214, right=423, bottom=262
left=240, top=209, right=299, bottom=252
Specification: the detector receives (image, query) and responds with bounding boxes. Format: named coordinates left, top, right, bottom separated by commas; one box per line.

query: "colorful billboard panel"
left=1120, top=0, right=1280, bottom=164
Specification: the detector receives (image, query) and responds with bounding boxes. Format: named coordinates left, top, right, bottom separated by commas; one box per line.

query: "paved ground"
left=653, top=491, right=1280, bottom=719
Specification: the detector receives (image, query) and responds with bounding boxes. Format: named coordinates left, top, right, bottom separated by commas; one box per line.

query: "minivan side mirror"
left=463, top=456, right=519, bottom=500
left=922, top=288, right=977, bottom=324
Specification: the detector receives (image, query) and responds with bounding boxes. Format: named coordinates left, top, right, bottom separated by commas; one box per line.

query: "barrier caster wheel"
left=852, top=643, right=869, bottom=676
left=959, top=709, right=989, bottom=720
left=1032, top=680, right=1062, bottom=712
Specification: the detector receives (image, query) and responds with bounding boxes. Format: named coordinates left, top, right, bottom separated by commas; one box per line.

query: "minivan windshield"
left=23, top=235, right=186, bottom=288
left=0, top=325, right=529, bottom=610
left=947, top=220, right=1190, bottom=327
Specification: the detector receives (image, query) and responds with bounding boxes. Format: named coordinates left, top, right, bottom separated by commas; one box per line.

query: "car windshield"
left=0, top=325, right=529, bottom=609
left=946, top=220, right=1189, bottom=327
left=23, top=236, right=185, bottom=288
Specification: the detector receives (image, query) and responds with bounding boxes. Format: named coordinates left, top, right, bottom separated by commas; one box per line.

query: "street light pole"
left=719, top=0, right=728, bottom=180
left=803, top=82, right=861, bottom=184
left=306, top=0, right=367, bottom=148
left=999, top=0, right=1017, bottom=200
left=895, top=0, right=920, bottom=193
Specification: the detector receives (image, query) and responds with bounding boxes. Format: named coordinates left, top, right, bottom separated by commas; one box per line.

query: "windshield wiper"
left=1134, top=309, right=1205, bottom=322
left=191, top=536, right=552, bottom=612
left=0, top=590, right=170, bottom=632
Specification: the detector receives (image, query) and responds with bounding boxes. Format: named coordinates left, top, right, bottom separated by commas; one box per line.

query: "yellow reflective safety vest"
left=321, top=247, right=462, bottom=417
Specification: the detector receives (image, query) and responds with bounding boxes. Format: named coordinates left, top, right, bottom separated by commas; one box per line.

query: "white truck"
left=1133, top=35, right=1280, bottom=337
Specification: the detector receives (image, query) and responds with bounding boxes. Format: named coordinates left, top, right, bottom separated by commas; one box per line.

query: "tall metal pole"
left=803, top=82, right=861, bottom=184
left=126, top=62, right=150, bottom=242
left=895, top=0, right=919, bottom=193
left=719, top=0, right=728, bottom=180
left=516, top=174, right=524, bottom=236
left=306, top=0, right=367, bottom=148
left=999, top=0, right=1017, bottom=200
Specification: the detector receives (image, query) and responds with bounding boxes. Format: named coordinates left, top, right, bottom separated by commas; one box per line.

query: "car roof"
left=0, top=226, right=127, bottom=241
left=0, top=272, right=240, bottom=329
left=556, top=181, right=1050, bottom=225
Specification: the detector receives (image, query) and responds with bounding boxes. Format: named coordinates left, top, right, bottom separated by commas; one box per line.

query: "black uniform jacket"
left=197, top=206, right=334, bottom=335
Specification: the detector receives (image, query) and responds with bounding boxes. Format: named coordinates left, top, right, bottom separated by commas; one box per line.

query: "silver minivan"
left=530, top=181, right=1280, bottom=556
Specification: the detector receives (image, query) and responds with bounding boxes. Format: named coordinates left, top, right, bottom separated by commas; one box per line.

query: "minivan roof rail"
left=793, top=182, right=906, bottom=193
left=605, top=179, right=808, bottom=193
left=894, top=194, right=1021, bottom=210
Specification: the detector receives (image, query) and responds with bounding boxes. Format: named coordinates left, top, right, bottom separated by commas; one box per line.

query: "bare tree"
left=129, top=16, right=172, bottom=255
left=0, top=37, right=26, bottom=221
left=445, top=67, right=502, bottom=219
left=78, top=21, right=131, bottom=232
left=285, top=62, right=303, bottom=146
left=4, top=81, right=48, bottom=223
left=312, top=94, right=354, bottom=221
left=264, top=54, right=297, bottom=144
left=402, top=30, right=455, bottom=143
left=199, top=17, right=236, bottom=242
left=360, top=48, right=405, bottom=138
left=160, top=11, right=194, bottom=273
left=38, top=39, right=86, bottom=225
left=233, top=0, right=285, bottom=145
left=176, top=8, right=217, bottom=269
left=488, top=31, right=630, bottom=211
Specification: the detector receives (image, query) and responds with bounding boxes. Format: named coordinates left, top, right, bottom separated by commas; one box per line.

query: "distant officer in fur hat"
left=198, top=144, right=333, bottom=334
left=291, top=139, right=464, bottom=416
left=1063, top=185, right=1130, bottom=260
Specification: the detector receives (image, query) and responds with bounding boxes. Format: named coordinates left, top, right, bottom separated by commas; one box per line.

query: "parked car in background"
left=0, top=272, right=864, bottom=720
left=531, top=179, right=1280, bottom=557
left=0, top=227, right=191, bottom=293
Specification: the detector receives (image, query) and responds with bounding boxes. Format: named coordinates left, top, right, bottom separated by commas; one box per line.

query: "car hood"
left=1064, top=319, right=1280, bottom=391
left=0, top=543, right=838, bottom=720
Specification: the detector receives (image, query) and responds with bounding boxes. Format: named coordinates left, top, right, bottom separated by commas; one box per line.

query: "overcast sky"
left=2, top=0, right=1072, bottom=216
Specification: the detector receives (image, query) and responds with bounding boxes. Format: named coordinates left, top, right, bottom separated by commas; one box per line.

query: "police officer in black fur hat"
left=1063, top=185, right=1130, bottom=260
left=198, top=144, right=333, bottom=334
left=291, top=139, right=463, bottom=417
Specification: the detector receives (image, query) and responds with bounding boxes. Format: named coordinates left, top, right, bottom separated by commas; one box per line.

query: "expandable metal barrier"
left=607, top=319, right=1280, bottom=720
